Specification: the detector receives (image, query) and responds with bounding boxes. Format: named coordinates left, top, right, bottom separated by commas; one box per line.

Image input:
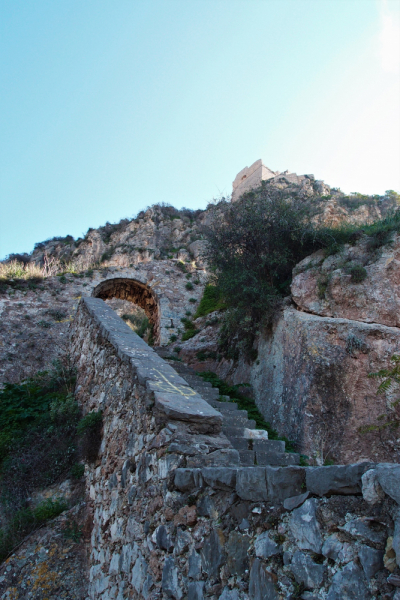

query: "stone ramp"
left=156, top=349, right=300, bottom=467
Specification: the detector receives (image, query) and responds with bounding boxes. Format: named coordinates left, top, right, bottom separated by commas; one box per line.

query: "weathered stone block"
left=306, top=463, right=374, bottom=496
left=201, top=467, right=237, bottom=490
left=154, top=390, right=222, bottom=431
left=236, top=467, right=268, bottom=501
left=265, top=466, right=306, bottom=502
left=174, top=468, right=203, bottom=491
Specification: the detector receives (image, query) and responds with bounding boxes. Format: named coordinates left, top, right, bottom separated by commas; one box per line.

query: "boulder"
left=161, top=557, right=182, bottom=599
left=225, top=532, right=250, bottom=576
left=174, top=468, right=203, bottom=491
left=201, top=529, right=225, bottom=579
left=188, top=582, right=205, bottom=600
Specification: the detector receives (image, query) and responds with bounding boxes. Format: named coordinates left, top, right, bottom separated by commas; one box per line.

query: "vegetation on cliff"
left=203, top=184, right=400, bottom=360
left=0, top=357, right=101, bottom=561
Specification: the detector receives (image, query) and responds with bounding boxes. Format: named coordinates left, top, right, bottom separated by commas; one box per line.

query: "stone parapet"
left=69, top=298, right=400, bottom=599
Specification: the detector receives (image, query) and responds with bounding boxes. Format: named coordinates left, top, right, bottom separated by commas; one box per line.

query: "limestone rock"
left=162, top=556, right=182, bottom=599
left=201, top=529, right=225, bottom=579
left=219, top=588, right=240, bottom=600
left=248, top=558, right=278, bottom=600
left=226, top=531, right=250, bottom=576
left=326, top=561, right=371, bottom=599
left=254, top=531, right=282, bottom=559
left=376, top=464, right=400, bottom=504
left=358, top=545, right=384, bottom=579
left=291, top=551, right=325, bottom=589
left=283, top=491, right=310, bottom=511
left=265, top=466, right=306, bottom=502
left=188, top=581, right=205, bottom=600
left=188, top=550, right=202, bottom=580
left=289, top=499, right=323, bottom=553
left=340, top=517, right=387, bottom=545
left=291, top=235, right=400, bottom=328
left=362, top=469, right=385, bottom=504
left=236, top=467, right=268, bottom=501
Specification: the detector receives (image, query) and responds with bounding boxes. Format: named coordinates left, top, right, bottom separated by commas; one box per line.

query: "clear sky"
left=1, top=0, right=399, bottom=259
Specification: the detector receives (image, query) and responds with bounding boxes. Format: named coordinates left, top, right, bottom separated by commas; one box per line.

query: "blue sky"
left=1, top=0, right=399, bottom=258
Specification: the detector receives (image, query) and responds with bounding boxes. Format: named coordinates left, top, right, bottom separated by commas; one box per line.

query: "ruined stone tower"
left=231, top=158, right=276, bottom=201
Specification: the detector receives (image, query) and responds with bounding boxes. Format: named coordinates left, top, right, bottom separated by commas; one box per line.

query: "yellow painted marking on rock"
left=152, top=369, right=197, bottom=396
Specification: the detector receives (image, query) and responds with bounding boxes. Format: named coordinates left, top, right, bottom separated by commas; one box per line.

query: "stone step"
left=222, top=426, right=254, bottom=438
left=253, top=439, right=286, bottom=453
left=239, top=450, right=255, bottom=466
left=223, top=416, right=254, bottom=429
left=208, top=401, right=239, bottom=412
left=229, top=437, right=249, bottom=451
left=256, top=451, right=300, bottom=467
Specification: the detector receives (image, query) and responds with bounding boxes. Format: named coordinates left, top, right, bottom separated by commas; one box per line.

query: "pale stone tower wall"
left=231, top=158, right=276, bottom=201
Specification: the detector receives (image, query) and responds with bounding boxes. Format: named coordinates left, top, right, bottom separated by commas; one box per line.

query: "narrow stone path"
left=157, top=350, right=300, bottom=467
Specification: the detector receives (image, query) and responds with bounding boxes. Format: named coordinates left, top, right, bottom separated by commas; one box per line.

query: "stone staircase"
left=158, top=351, right=300, bottom=468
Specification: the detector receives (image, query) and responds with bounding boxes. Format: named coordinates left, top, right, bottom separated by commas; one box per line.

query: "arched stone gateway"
left=92, top=277, right=161, bottom=344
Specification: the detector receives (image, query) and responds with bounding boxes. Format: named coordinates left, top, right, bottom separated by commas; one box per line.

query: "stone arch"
left=92, top=278, right=160, bottom=344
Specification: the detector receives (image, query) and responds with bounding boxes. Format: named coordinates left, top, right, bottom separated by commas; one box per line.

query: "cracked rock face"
left=291, top=235, right=400, bottom=328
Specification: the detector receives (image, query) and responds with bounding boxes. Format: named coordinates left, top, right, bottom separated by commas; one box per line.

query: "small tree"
left=204, top=185, right=319, bottom=358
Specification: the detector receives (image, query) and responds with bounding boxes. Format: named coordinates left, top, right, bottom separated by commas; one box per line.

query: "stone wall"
left=70, top=297, right=400, bottom=599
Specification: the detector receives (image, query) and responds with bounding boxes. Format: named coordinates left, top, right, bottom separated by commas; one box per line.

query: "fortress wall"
left=70, top=298, right=400, bottom=600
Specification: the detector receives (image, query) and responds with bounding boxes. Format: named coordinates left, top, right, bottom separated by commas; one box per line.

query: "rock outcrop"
left=292, top=235, right=400, bottom=327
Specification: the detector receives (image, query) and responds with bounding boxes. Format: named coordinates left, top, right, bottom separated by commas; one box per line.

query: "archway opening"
left=92, top=278, right=160, bottom=345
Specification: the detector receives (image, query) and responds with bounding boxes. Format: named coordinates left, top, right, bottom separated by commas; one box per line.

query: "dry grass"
left=0, top=254, right=99, bottom=283
left=0, top=260, right=44, bottom=281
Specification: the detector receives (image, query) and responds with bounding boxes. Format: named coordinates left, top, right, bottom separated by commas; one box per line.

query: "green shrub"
left=169, top=334, right=178, bottom=343
left=180, top=317, right=198, bottom=341
left=122, top=313, right=150, bottom=338
left=77, top=411, right=102, bottom=435
left=185, top=282, right=194, bottom=290
left=346, top=264, right=367, bottom=283
left=77, top=411, right=103, bottom=463
left=317, top=275, right=330, bottom=299
left=176, top=261, right=187, bottom=273
left=70, top=463, right=85, bottom=479
left=196, top=350, right=217, bottom=362
left=37, top=320, right=52, bottom=328
left=189, top=298, right=197, bottom=303
left=194, top=284, right=226, bottom=318
left=0, top=498, right=67, bottom=561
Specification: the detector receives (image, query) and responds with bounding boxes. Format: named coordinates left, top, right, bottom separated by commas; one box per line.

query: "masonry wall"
left=70, top=298, right=400, bottom=600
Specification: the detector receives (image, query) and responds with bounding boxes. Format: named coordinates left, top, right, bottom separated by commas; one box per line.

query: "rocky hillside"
left=15, top=176, right=397, bottom=272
